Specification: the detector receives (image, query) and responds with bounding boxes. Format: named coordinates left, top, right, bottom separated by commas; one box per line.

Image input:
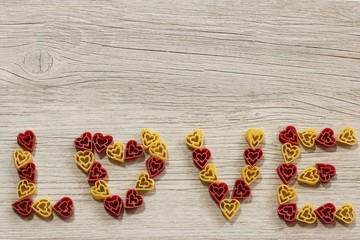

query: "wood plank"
left=0, top=1, right=359, bottom=239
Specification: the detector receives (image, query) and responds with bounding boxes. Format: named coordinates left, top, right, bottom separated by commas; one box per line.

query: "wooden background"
left=0, top=1, right=360, bottom=239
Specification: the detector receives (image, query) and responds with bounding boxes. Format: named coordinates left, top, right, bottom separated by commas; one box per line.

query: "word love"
left=10, top=127, right=356, bottom=227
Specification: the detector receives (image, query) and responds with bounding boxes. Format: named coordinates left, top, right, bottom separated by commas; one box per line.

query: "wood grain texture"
left=1, top=1, right=360, bottom=239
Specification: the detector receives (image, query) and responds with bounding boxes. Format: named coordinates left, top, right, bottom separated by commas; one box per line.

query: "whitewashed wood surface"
left=0, top=1, right=360, bottom=239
